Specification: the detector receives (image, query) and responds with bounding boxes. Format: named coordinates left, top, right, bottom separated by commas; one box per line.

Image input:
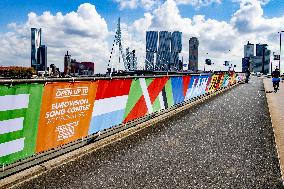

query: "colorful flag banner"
left=36, top=81, right=98, bottom=153
left=0, top=84, right=43, bottom=165
left=88, top=79, right=132, bottom=135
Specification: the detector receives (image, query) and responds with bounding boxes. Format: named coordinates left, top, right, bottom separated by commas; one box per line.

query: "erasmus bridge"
left=0, top=72, right=283, bottom=188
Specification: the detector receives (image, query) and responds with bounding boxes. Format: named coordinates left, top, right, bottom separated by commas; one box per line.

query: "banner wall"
left=0, top=73, right=243, bottom=165
left=36, top=81, right=98, bottom=153
left=0, top=84, right=43, bottom=165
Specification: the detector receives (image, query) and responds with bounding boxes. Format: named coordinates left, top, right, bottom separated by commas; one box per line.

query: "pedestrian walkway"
left=15, top=77, right=282, bottom=188
left=264, top=77, right=284, bottom=182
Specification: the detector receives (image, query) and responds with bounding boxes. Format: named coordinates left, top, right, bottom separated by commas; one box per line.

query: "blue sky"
left=0, top=0, right=284, bottom=72
left=0, top=0, right=282, bottom=32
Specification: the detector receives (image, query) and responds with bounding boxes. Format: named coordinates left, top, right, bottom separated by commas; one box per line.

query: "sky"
left=0, top=0, right=284, bottom=73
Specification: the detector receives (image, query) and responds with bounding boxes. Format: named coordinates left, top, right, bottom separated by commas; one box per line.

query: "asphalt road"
left=15, top=77, right=282, bottom=189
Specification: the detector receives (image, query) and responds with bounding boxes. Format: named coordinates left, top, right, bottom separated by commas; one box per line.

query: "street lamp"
left=261, top=44, right=268, bottom=74
left=278, top=31, right=284, bottom=71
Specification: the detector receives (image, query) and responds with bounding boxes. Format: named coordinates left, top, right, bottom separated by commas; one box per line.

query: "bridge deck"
left=16, top=77, right=282, bottom=188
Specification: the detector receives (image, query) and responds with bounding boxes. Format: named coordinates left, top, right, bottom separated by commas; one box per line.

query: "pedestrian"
left=272, top=66, right=280, bottom=92
left=245, top=68, right=250, bottom=83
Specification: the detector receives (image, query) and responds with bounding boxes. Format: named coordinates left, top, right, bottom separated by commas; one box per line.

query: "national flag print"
left=205, top=75, right=213, bottom=92
left=208, top=74, right=219, bottom=92
left=164, top=78, right=174, bottom=107
left=123, top=77, right=168, bottom=123
left=0, top=84, right=43, bottom=165
left=182, top=76, right=191, bottom=97
left=222, top=74, right=230, bottom=88
left=88, top=79, right=132, bottom=135
left=185, top=75, right=199, bottom=100
left=171, top=77, right=184, bottom=105
left=140, top=78, right=153, bottom=114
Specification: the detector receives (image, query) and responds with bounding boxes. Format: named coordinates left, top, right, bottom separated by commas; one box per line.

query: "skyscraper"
left=252, top=45, right=270, bottom=74
left=242, top=41, right=254, bottom=72
left=157, top=31, right=171, bottom=70
left=64, top=51, right=71, bottom=75
left=38, top=45, right=47, bottom=71
left=170, top=31, right=182, bottom=70
left=145, top=30, right=182, bottom=71
left=145, top=31, right=158, bottom=70
left=31, top=28, right=47, bottom=71
left=243, top=42, right=271, bottom=74
left=256, top=44, right=267, bottom=56
left=244, top=41, right=254, bottom=58
left=31, top=28, right=41, bottom=68
left=188, top=37, right=199, bottom=72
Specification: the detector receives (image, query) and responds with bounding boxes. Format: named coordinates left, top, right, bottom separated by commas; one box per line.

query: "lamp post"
left=204, top=52, right=209, bottom=72
left=278, top=31, right=284, bottom=72
left=272, top=52, right=275, bottom=73
left=261, top=44, right=268, bottom=74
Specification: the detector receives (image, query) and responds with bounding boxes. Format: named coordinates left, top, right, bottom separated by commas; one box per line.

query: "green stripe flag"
left=0, top=83, right=43, bottom=165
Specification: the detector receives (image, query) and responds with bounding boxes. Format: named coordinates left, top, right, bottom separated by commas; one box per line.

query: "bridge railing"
left=0, top=72, right=245, bottom=169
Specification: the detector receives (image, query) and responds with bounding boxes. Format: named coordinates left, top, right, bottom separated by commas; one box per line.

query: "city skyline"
left=0, top=0, right=283, bottom=73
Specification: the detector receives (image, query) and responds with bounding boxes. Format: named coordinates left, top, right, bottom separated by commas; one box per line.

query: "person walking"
left=245, top=68, right=251, bottom=83
left=272, top=66, right=280, bottom=92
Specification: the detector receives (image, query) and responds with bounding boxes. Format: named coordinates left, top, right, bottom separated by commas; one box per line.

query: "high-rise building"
left=242, top=57, right=251, bottom=72
left=145, top=52, right=155, bottom=70
left=252, top=47, right=271, bottom=74
left=31, top=28, right=41, bottom=68
left=64, top=51, right=71, bottom=75
left=256, top=44, right=268, bottom=56
left=244, top=41, right=254, bottom=58
left=38, top=45, right=47, bottom=71
left=146, top=31, right=158, bottom=52
left=188, top=37, right=199, bottom=72
left=145, top=30, right=182, bottom=71
left=171, top=31, right=182, bottom=52
left=243, top=43, right=271, bottom=74
left=145, top=31, right=158, bottom=70
left=170, top=31, right=182, bottom=70
left=31, top=28, right=47, bottom=71
left=157, top=31, right=171, bottom=70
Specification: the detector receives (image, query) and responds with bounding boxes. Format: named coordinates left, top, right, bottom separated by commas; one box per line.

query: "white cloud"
left=0, top=3, right=110, bottom=73
left=117, top=0, right=284, bottom=72
left=1, top=0, right=284, bottom=73
left=233, top=0, right=271, bottom=5
left=115, top=0, right=222, bottom=10
left=119, top=0, right=237, bottom=71
left=141, top=0, right=158, bottom=10
left=114, top=0, right=139, bottom=9
left=175, top=0, right=222, bottom=7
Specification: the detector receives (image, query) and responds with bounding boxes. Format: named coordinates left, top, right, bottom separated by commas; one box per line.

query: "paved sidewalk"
left=264, top=77, right=284, bottom=182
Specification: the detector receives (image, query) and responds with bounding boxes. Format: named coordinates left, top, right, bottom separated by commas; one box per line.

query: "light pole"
left=272, top=52, right=275, bottom=73
left=278, top=31, right=284, bottom=72
left=204, top=53, right=209, bottom=72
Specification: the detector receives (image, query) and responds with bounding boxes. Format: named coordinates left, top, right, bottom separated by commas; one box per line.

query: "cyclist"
left=272, top=66, right=280, bottom=92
